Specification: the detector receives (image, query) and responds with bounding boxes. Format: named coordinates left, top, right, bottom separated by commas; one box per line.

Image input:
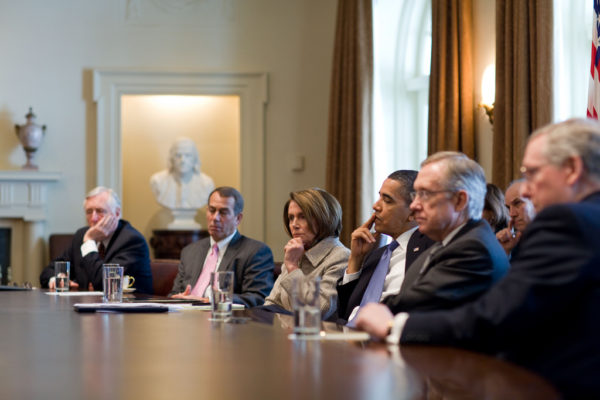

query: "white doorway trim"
left=93, top=69, right=268, bottom=240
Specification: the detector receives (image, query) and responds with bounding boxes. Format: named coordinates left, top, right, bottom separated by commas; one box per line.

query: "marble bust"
left=150, top=137, right=215, bottom=211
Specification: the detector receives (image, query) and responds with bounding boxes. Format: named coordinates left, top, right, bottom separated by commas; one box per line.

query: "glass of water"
left=292, top=275, right=321, bottom=337
left=210, top=271, right=234, bottom=321
left=102, top=264, right=124, bottom=303
left=54, top=261, right=70, bottom=292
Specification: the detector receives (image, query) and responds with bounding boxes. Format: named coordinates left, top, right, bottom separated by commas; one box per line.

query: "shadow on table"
left=399, top=345, right=561, bottom=400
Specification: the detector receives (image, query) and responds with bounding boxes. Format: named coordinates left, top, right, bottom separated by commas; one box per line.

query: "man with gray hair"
left=356, top=119, right=600, bottom=398
left=382, top=151, right=509, bottom=313
left=40, top=186, right=153, bottom=293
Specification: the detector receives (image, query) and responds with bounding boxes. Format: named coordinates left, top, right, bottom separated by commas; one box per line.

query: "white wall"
left=0, top=0, right=337, bottom=268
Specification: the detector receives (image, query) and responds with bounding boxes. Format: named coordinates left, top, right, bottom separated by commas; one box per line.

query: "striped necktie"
left=347, top=240, right=399, bottom=327
left=98, top=242, right=106, bottom=259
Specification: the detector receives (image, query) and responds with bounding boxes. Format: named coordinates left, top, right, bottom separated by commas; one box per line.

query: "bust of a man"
left=150, top=137, right=215, bottom=210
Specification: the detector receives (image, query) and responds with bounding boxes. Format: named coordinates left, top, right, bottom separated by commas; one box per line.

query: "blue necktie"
left=347, top=240, right=399, bottom=327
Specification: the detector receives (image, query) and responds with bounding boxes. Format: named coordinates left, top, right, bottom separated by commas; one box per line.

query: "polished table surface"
left=0, top=290, right=560, bottom=400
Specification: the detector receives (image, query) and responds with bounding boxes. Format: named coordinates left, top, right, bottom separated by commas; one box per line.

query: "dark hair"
left=283, top=188, right=342, bottom=243
left=209, top=186, right=244, bottom=215
left=387, top=170, right=418, bottom=204
left=483, top=183, right=509, bottom=232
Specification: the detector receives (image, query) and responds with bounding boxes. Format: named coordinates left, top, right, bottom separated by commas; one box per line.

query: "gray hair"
left=421, top=151, right=486, bottom=220
left=530, top=118, right=600, bottom=180
left=168, top=137, right=200, bottom=174
left=84, top=186, right=121, bottom=215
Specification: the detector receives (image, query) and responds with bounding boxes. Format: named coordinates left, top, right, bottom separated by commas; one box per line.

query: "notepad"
left=47, top=291, right=103, bottom=296
left=176, top=304, right=246, bottom=311
left=73, top=302, right=170, bottom=313
left=288, top=331, right=371, bottom=341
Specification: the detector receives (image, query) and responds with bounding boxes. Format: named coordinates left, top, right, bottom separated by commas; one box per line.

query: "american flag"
left=588, top=0, right=600, bottom=119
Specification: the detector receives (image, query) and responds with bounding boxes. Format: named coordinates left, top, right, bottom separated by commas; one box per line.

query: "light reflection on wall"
left=121, top=94, right=240, bottom=250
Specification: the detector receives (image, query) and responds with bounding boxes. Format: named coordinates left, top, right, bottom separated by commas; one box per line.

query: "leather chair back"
left=151, top=259, right=179, bottom=296
left=49, top=234, right=75, bottom=261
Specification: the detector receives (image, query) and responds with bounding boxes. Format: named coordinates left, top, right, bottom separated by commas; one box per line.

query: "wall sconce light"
left=479, top=64, right=495, bottom=125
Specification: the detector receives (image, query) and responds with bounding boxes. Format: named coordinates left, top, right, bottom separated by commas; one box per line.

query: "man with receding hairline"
left=495, top=179, right=535, bottom=254
left=170, top=186, right=274, bottom=307
left=40, top=186, right=153, bottom=293
left=381, top=152, right=509, bottom=314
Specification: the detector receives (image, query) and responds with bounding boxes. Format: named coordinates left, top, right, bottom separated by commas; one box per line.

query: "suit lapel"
left=401, top=245, right=432, bottom=292
left=410, top=220, right=480, bottom=279
left=349, top=245, right=387, bottom=305
left=405, top=230, right=435, bottom=272
left=217, top=231, right=241, bottom=273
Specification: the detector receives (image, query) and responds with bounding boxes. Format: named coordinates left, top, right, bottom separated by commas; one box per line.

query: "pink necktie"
left=191, top=244, right=219, bottom=296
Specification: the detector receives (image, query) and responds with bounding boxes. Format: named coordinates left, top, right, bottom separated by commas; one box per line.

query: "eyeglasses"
left=410, top=190, right=454, bottom=202
left=519, top=164, right=549, bottom=181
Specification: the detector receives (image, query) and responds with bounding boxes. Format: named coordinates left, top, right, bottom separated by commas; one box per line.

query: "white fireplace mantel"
left=0, top=170, right=61, bottom=221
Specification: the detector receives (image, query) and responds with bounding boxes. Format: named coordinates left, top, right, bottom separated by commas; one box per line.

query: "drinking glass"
left=54, top=261, right=70, bottom=292
left=102, top=264, right=124, bottom=303
left=210, top=271, right=234, bottom=321
left=292, top=275, right=321, bottom=337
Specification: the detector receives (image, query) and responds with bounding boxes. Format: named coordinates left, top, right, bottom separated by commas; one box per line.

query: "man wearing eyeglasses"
left=355, top=118, right=600, bottom=398
left=379, top=152, right=509, bottom=314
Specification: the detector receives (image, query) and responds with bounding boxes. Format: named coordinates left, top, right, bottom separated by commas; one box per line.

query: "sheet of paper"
left=288, top=331, right=371, bottom=341
left=47, top=291, right=104, bottom=296
left=74, top=302, right=168, bottom=308
left=73, top=302, right=171, bottom=312
left=179, top=304, right=246, bottom=311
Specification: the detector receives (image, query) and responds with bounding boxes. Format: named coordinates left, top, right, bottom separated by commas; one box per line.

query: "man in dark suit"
left=170, top=186, right=274, bottom=307
left=495, top=179, right=536, bottom=254
left=380, top=153, right=509, bottom=314
left=336, top=170, right=435, bottom=324
left=40, top=186, right=153, bottom=293
left=356, top=118, right=600, bottom=398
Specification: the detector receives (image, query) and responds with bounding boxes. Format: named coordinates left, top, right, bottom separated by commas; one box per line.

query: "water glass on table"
left=292, top=275, right=321, bottom=337
left=102, top=264, right=124, bottom=303
left=210, top=271, right=234, bottom=321
left=54, top=261, right=70, bottom=292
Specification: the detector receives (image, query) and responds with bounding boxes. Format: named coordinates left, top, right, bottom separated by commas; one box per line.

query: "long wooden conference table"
left=0, top=290, right=560, bottom=399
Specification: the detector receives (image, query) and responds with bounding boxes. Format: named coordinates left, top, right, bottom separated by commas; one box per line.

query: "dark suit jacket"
left=39, top=219, right=153, bottom=294
left=401, top=192, right=600, bottom=398
left=384, top=219, right=509, bottom=313
left=169, top=231, right=274, bottom=307
left=336, top=229, right=435, bottom=322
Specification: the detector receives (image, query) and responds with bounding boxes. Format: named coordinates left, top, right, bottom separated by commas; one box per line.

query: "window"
left=372, top=0, right=431, bottom=196
left=553, top=0, right=591, bottom=120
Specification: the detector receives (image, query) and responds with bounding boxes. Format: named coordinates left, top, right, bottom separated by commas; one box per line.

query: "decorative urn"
left=14, top=107, right=46, bottom=170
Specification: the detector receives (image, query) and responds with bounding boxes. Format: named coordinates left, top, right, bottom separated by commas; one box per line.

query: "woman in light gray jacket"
left=264, top=188, right=350, bottom=319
